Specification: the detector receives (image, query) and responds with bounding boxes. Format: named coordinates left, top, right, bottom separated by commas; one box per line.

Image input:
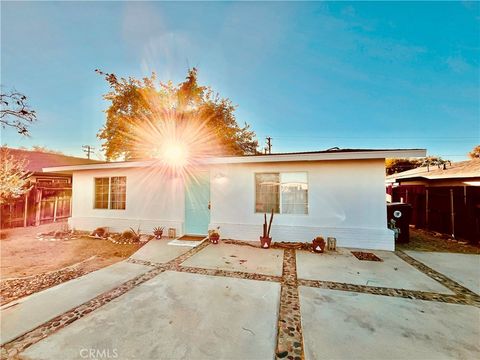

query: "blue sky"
left=2, top=1, right=479, bottom=160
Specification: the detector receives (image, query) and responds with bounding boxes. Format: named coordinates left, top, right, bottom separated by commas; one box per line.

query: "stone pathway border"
left=395, top=250, right=480, bottom=302
left=1, top=256, right=99, bottom=306
left=275, top=249, right=304, bottom=360
left=0, top=241, right=210, bottom=359
left=1, top=266, right=167, bottom=359
left=3, top=242, right=479, bottom=360
left=298, top=279, right=479, bottom=307
left=176, top=266, right=282, bottom=283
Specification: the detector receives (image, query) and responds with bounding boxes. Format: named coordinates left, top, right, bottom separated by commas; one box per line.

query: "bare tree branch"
left=0, top=91, right=37, bottom=136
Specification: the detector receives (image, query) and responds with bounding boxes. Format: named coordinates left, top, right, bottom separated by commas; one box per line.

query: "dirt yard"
left=0, top=222, right=143, bottom=280
left=398, top=227, right=480, bottom=254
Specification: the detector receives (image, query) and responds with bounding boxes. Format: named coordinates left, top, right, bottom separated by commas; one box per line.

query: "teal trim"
left=185, top=172, right=210, bottom=235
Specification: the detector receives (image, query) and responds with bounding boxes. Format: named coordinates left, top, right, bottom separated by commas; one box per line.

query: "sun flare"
left=160, top=140, right=189, bottom=167
left=112, top=87, right=226, bottom=182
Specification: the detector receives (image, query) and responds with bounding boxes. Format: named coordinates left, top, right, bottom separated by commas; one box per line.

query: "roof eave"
left=43, top=149, right=426, bottom=173
left=396, top=175, right=480, bottom=182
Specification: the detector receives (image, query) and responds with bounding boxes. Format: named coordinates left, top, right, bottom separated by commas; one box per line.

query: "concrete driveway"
left=2, top=240, right=479, bottom=360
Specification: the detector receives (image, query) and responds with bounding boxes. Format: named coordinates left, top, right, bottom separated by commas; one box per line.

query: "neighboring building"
left=44, top=148, right=424, bottom=250
left=0, top=148, right=100, bottom=228
left=386, top=159, right=480, bottom=243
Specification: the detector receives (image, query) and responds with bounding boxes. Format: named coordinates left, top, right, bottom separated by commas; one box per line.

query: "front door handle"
left=208, top=201, right=211, bottom=210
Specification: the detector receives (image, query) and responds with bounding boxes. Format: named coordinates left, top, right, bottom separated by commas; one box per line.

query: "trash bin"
left=387, top=203, right=412, bottom=243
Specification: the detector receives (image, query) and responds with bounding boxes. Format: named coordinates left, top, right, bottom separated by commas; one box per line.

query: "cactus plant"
left=260, top=209, right=274, bottom=248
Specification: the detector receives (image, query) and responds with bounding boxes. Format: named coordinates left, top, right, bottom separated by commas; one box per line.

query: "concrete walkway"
left=405, top=251, right=480, bottom=295
left=129, top=239, right=194, bottom=264
left=3, top=243, right=479, bottom=360
left=182, top=242, right=284, bottom=276
left=0, top=261, right=149, bottom=345
left=21, top=271, right=280, bottom=360
left=300, top=287, right=480, bottom=359
left=296, top=248, right=453, bottom=293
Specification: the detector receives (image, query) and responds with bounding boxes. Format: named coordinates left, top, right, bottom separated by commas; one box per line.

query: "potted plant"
left=312, top=236, right=326, bottom=253
left=209, top=229, right=220, bottom=244
left=153, top=226, right=165, bottom=239
left=260, top=209, right=274, bottom=249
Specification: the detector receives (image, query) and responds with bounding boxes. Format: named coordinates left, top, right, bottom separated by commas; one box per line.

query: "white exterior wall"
left=209, top=159, right=394, bottom=250
left=69, top=167, right=185, bottom=235
left=68, top=159, right=394, bottom=250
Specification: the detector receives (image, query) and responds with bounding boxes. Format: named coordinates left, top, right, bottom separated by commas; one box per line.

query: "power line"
left=260, top=135, right=478, bottom=140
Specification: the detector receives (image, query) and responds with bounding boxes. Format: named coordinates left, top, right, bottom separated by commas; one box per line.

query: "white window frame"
left=254, top=171, right=308, bottom=215
left=93, top=176, right=126, bottom=210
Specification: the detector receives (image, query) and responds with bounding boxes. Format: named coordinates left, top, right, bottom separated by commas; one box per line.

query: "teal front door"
left=185, top=172, right=210, bottom=235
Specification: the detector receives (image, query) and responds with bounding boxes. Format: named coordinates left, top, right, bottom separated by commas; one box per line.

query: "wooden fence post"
left=425, top=188, right=429, bottom=229
left=23, top=192, right=29, bottom=227
left=450, top=188, right=455, bottom=238
left=35, top=188, right=43, bottom=226
left=53, top=196, right=58, bottom=222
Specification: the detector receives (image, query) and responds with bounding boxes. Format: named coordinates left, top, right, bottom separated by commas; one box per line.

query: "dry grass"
left=0, top=223, right=143, bottom=280
left=397, top=228, right=480, bottom=254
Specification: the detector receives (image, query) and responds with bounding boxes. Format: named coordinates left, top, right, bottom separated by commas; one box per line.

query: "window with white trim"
left=255, top=172, right=308, bottom=214
left=94, top=177, right=126, bottom=210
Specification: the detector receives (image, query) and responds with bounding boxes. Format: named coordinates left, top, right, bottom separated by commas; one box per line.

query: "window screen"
left=281, top=172, right=308, bottom=214
left=255, top=173, right=280, bottom=213
left=255, top=172, right=308, bottom=214
left=110, top=177, right=126, bottom=210
left=94, top=177, right=109, bottom=209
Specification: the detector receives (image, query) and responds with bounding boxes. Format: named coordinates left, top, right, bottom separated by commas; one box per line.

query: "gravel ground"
left=1, top=258, right=96, bottom=306
left=0, top=223, right=144, bottom=305
left=398, top=228, right=480, bottom=254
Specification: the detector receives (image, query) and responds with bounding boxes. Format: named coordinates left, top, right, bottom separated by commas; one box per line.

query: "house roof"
left=386, top=159, right=480, bottom=183
left=6, top=147, right=101, bottom=174
left=42, top=148, right=426, bottom=173
left=224, top=148, right=425, bottom=157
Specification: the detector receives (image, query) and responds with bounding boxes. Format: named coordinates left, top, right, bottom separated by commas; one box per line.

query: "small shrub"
left=91, top=227, right=108, bottom=238
left=121, top=230, right=135, bottom=240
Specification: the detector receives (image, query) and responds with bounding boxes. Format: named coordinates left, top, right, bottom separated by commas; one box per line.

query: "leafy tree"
left=386, top=156, right=450, bottom=175
left=0, top=91, right=36, bottom=136
left=385, top=158, right=421, bottom=175
left=468, top=145, right=480, bottom=159
left=96, top=68, right=258, bottom=160
left=419, top=156, right=451, bottom=171
left=0, top=146, right=32, bottom=205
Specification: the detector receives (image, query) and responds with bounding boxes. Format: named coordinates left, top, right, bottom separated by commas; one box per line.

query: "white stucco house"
left=44, top=148, right=425, bottom=251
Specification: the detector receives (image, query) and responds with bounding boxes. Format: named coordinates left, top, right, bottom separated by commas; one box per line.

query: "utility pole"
left=266, top=137, right=272, bottom=154
left=82, top=145, right=95, bottom=159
